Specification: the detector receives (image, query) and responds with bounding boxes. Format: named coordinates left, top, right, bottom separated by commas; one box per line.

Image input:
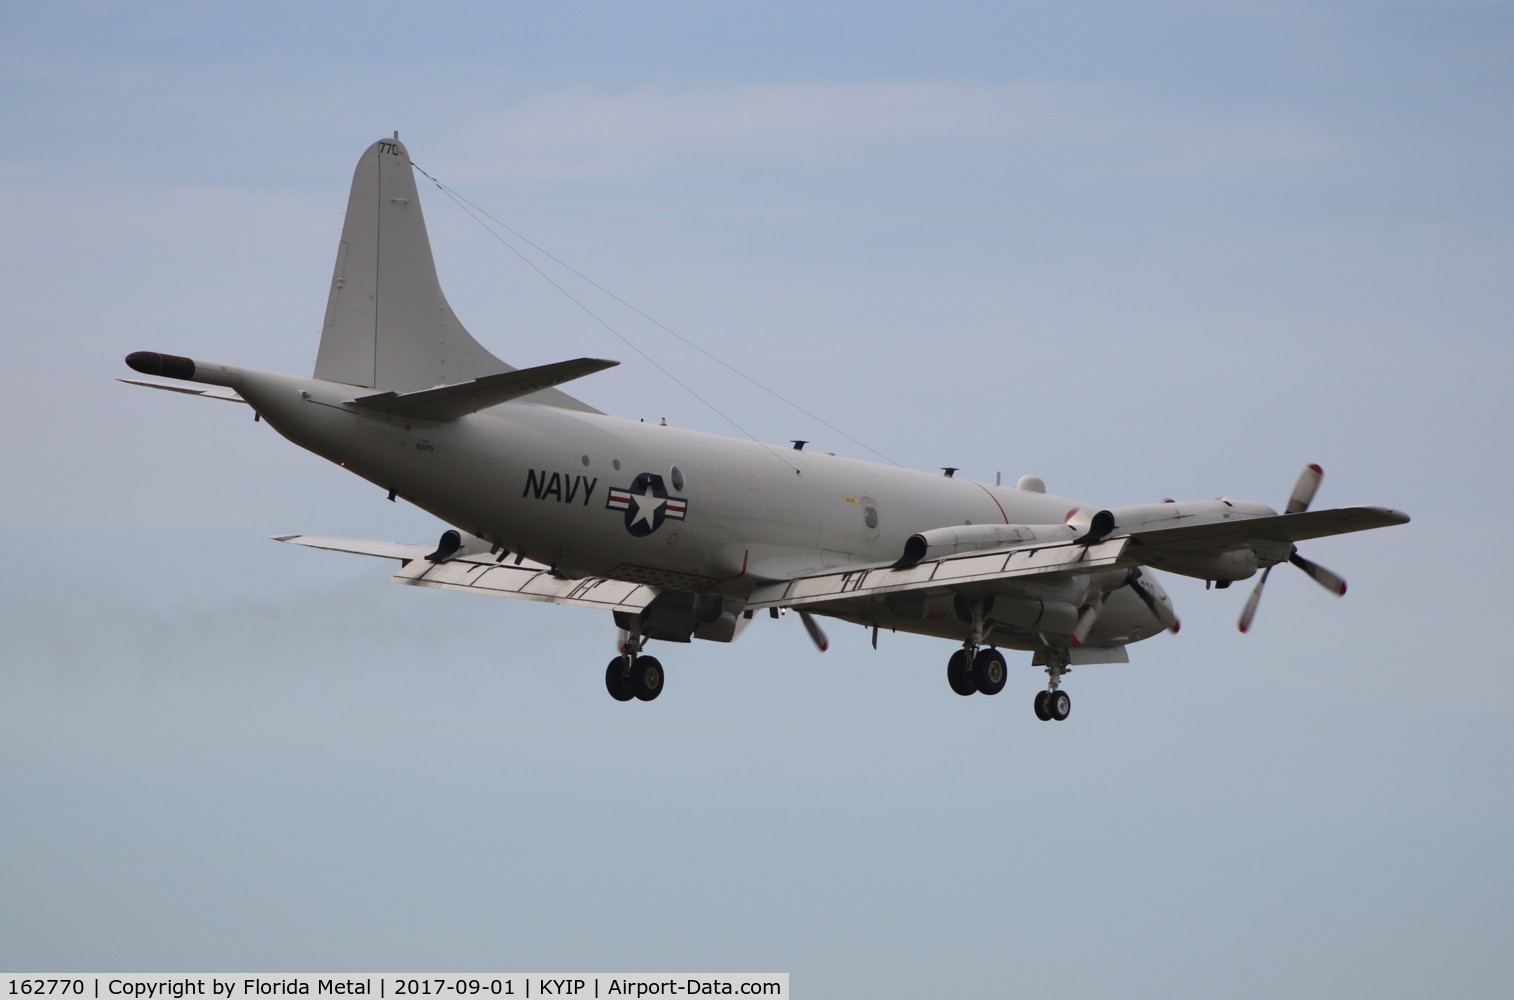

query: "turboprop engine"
left=1072, top=498, right=1280, bottom=583
left=1075, top=499, right=1277, bottom=544
left=424, top=528, right=496, bottom=563
left=896, top=522, right=1082, bottom=568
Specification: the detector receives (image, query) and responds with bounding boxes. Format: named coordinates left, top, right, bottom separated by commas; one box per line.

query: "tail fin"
left=314, top=135, right=600, bottom=412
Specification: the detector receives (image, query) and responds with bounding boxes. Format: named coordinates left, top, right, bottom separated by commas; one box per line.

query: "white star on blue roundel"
left=605, top=472, right=689, bottom=536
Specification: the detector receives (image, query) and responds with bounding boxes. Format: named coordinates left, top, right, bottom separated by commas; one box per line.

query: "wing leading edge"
left=1124, top=505, right=1408, bottom=551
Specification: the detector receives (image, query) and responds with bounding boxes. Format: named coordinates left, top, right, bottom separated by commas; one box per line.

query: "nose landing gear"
left=1032, top=650, right=1071, bottom=721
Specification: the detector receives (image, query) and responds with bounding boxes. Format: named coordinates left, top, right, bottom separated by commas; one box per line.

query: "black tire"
left=973, top=648, right=1007, bottom=696
left=947, top=649, right=976, bottom=696
left=1048, top=690, right=1071, bottom=721
left=1033, top=690, right=1051, bottom=721
left=605, top=656, right=634, bottom=702
left=631, top=655, right=664, bottom=702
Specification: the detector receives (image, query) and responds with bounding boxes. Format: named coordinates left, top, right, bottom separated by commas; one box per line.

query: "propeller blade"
left=1127, top=568, right=1179, bottom=631
left=799, top=612, right=830, bottom=652
left=1238, top=565, right=1273, bottom=633
left=1070, top=593, right=1105, bottom=646
left=1286, top=463, right=1324, bottom=514
left=1290, top=551, right=1347, bottom=596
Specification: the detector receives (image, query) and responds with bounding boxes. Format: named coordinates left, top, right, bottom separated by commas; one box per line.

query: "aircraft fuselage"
left=206, top=361, right=1168, bottom=650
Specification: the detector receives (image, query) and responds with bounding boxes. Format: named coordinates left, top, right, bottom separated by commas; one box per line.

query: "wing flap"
left=392, top=557, right=659, bottom=612
left=746, top=538, right=1130, bottom=611
left=275, top=533, right=659, bottom=614
left=347, top=357, right=619, bottom=420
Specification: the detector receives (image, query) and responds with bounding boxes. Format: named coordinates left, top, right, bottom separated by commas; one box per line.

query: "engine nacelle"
left=897, top=522, right=1081, bottom=568
left=425, top=528, right=496, bottom=563
left=1141, top=547, right=1262, bottom=583
left=615, top=593, right=748, bottom=644
left=1078, top=498, right=1276, bottom=543
left=988, top=596, right=1081, bottom=636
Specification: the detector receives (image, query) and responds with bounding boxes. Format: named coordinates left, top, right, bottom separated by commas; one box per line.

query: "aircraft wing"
left=1123, top=505, right=1408, bottom=551
left=745, top=538, right=1132, bottom=612
left=275, top=534, right=661, bottom=614
left=742, top=505, right=1405, bottom=616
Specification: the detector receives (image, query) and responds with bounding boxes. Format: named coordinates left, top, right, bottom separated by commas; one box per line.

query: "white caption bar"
left=0, top=977, right=788, bottom=1000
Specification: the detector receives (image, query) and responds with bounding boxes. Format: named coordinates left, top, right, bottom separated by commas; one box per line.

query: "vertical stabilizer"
left=315, top=136, right=599, bottom=412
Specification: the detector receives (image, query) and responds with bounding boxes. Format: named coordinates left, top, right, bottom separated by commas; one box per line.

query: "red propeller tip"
left=1308, top=463, right=1323, bottom=474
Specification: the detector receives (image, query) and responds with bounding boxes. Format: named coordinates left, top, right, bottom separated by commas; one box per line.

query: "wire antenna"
left=412, top=163, right=900, bottom=468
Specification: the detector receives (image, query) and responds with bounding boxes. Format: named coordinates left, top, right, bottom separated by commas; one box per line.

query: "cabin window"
left=670, top=466, right=686, bottom=491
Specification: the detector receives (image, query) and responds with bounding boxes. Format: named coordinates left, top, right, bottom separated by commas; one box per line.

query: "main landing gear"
left=946, top=647, right=1008, bottom=696
left=605, top=626, right=663, bottom=702
left=944, top=624, right=1074, bottom=720
left=945, top=601, right=1008, bottom=697
left=605, top=652, right=664, bottom=702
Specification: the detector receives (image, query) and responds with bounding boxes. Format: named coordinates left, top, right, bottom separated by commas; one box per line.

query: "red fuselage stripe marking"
left=971, top=481, right=1010, bottom=523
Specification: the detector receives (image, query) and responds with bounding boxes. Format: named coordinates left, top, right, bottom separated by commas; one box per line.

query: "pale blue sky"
left=2, top=2, right=1511, bottom=996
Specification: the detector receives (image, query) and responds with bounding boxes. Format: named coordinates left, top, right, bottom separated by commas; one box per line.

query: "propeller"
left=800, top=612, right=830, bottom=653
left=1238, top=464, right=1347, bottom=633
left=1286, top=462, right=1323, bottom=514
left=1127, top=567, right=1180, bottom=633
left=771, top=607, right=830, bottom=652
left=1071, top=568, right=1179, bottom=646
left=1070, top=592, right=1105, bottom=646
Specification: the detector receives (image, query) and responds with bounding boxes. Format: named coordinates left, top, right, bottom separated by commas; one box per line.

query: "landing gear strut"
left=606, top=631, right=663, bottom=702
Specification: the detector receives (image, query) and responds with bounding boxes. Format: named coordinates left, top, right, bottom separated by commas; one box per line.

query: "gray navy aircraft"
left=123, top=135, right=1409, bottom=716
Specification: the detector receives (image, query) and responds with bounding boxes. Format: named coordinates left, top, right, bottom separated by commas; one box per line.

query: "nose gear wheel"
left=1033, top=649, right=1072, bottom=721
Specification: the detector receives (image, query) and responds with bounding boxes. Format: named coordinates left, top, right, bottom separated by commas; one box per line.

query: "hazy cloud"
left=447, top=81, right=1339, bottom=181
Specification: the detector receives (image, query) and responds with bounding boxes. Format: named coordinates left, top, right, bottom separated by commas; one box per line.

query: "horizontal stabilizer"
left=346, top=357, right=619, bottom=420
left=118, top=378, right=245, bottom=404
